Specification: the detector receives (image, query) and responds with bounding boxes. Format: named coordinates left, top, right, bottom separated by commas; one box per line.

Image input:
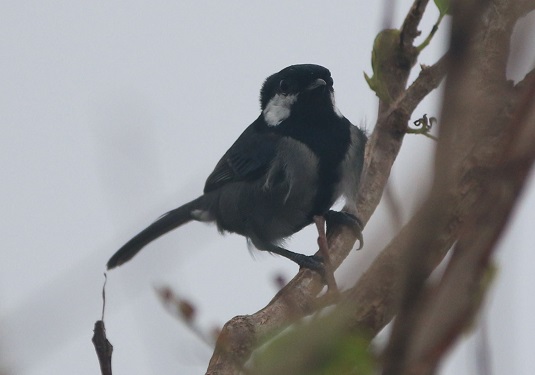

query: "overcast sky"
left=1, top=1, right=534, bottom=374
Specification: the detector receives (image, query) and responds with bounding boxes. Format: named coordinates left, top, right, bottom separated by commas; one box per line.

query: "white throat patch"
left=262, top=93, right=298, bottom=126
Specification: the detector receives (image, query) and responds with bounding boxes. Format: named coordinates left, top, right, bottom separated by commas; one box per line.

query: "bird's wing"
left=204, top=119, right=279, bottom=193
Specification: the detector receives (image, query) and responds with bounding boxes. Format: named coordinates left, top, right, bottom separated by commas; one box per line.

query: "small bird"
left=107, top=64, right=366, bottom=271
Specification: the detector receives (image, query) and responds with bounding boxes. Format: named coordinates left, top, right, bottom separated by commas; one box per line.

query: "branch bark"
left=380, top=1, right=535, bottom=373
left=403, top=58, right=535, bottom=375
left=206, top=1, right=444, bottom=372
left=206, top=0, right=534, bottom=373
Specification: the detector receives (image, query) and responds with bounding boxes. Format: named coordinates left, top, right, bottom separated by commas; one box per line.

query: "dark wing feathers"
left=204, top=120, right=279, bottom=193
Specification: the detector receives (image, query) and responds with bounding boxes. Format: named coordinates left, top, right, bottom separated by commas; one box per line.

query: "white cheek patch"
left=331, top=92, right=344, bottom=118
left=262, top=93, right=298, bottom=126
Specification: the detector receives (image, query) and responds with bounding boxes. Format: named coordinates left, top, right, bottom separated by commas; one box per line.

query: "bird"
left=107, top=64, right=366, bottom=272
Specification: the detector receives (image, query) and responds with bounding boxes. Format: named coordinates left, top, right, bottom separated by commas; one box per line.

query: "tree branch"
left=205, top=6, right=447, bottom=374
left=404, top=73, right=535, bottom=375
left=399, top=54, right=449, bottom=115
left=205, top=1, right=534, bottom=373
left=356, top=53, right=447, bottom=222
left=400, top=0, right=430, bottom=49
left=380, top=1, right=535, bottom=373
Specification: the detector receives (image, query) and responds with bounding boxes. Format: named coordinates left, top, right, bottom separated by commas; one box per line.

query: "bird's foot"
left=324, top=210, right=364, bottom=249
left=295, top=253, right=325, bottom=273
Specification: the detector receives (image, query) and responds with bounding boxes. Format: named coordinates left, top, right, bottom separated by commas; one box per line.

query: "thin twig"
left=400, top=0, right=430, bottom=48
left=92, top=274, right=113, bottom=375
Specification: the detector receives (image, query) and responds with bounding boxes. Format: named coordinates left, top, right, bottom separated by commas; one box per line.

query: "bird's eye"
left=279, top=80, right=290, bottom=94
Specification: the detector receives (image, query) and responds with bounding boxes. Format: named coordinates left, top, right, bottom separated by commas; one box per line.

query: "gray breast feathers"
left=263, top=137, right=320, bottom=204
left=335, top=125, right=367, bottom=214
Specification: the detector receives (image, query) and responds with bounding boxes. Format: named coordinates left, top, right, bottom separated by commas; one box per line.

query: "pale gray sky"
left=1, top=1, right=534, bottom=374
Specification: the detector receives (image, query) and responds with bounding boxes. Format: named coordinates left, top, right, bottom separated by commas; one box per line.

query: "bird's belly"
left=214, top=178, right=318, bottom=243
left=213, top=136, right=344, bottom=244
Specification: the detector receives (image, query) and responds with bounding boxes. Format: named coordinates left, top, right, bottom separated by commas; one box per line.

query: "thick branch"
left=405, top=77, right=535, bottom=374
left=381, top=1, right=534, bottom=374
left=208, top=54, right=447, bottom=371
left=515, top=0, right=535, bottom=18
left=206, top=11, right=447, bottom=374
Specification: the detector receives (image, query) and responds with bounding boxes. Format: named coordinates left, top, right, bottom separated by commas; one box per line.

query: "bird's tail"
left=107, top=196, right=207, bottom=270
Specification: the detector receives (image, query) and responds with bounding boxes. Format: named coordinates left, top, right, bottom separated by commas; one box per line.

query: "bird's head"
left=260, top=64, right=342, bottom=127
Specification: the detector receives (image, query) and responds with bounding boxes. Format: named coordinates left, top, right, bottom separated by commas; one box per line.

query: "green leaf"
left=251, top=314, right=377, bottom=375
left=434, top=0, right=451, bottom=16
left=364, top=29, right=400, bottom=103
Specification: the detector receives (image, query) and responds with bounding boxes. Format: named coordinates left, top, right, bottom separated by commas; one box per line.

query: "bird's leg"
left=313, top=215, right=339, bottom=294
left=262, top=244, right=325, bottom=272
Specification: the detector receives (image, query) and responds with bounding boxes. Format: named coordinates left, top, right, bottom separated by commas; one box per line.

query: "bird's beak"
left=306, top=78, right=327, bottom=91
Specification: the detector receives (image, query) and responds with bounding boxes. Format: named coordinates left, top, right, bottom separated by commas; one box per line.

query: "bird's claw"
left=324, top=210, right=364, bottom=249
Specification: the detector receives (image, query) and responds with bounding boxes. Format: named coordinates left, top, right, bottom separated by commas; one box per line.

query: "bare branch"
left=514, top=67, right=535, bottom=95
left=399, top=54, right=448, bottom=115
left=92, top=274, right=113, bottom=375
left=92, top=321, right=113, bottom=375
left=205, top=1, right=534, bottom=373
left=379, top=1, right=535, bottom=374
left=405, top=76, right=535, bottom=374
left=400, top=0, right=430, bottom=48
left=516, top=0, right=535, bottom=17
left=357, top=54, right=448, bottom=222
left=207, top=26, right=446, bottom=375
